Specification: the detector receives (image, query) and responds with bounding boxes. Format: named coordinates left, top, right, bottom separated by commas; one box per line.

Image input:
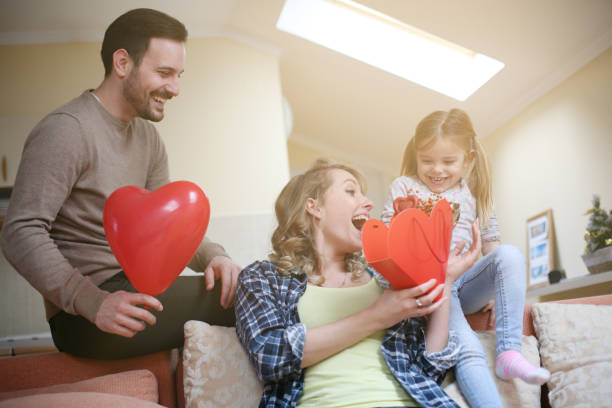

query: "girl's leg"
left=450, top=286, right=503, bottom=407
left=457, top=244, right=549, bottom=385
left=484, top=244, right=525, bottom=354
left=485, top=245, right=550, bottom=384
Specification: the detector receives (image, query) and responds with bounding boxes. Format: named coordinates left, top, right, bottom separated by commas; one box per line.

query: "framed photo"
left=526, top=209, right=556, bottom=289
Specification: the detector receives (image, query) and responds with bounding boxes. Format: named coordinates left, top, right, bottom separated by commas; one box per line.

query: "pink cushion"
left=0, top=369, right=158, bottom=402
left=0, top=392, right=164, bottom=408
left=0, top=350, right=177, bottom=408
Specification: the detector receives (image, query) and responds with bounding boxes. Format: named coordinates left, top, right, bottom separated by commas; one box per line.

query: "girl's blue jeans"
left=449, top=244, right=526, bottom=408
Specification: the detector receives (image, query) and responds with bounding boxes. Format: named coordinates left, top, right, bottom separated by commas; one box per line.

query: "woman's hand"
left=446, top=219, right=482, bottom=284
left=369, top=279, right=446, bottom=329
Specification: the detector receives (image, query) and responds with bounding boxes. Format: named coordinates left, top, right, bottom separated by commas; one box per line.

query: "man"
left=0, top=8, right=240, bottom=359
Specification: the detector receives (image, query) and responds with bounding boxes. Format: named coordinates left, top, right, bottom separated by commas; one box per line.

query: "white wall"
left=1, top=38, right=289, bottom=213
left=287, top=137, right=395, bottom=220
left=483, top=46, right=612, bottom=279
left=160, top=38, right=289, bottom=216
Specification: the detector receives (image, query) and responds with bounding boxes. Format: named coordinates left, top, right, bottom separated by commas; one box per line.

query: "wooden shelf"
left=527, top=269, right=612, bottom=298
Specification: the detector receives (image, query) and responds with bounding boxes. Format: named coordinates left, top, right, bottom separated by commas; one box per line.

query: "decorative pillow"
left=0, top=392, right=164, bottom=408
left=183, top=321, right=263, bottom=408
left=443, top=331, right=541, bottom=408
left=0, top=369, right=158, bottom=402
left=531, top=302, right=612, bottom=408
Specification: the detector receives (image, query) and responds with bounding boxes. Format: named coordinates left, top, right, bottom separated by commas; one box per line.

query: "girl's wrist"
left=444, top=275, right=455, bottom=284
left=442, top=280, right=455, bottom=296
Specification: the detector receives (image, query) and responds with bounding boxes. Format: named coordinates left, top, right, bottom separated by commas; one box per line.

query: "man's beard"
left=122, top=68, right=166, bottom=122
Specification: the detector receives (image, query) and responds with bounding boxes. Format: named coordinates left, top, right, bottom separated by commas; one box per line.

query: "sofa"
left=1, top=294, right=611, bottom=408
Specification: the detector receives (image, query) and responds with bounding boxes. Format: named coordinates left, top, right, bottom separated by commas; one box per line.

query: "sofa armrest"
left=0, top=349, right=178, bottom=408
left=465, top=307, right=534, bottom=335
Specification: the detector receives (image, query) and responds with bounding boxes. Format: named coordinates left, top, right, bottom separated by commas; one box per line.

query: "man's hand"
left=204, top=256, right=241, bottom=309
left=95, top=291, right=163, bottom=338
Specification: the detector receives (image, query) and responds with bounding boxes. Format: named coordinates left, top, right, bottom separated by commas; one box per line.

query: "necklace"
left=341, top=272, right=349, bottom=286
left=316, top=271, right=351, bottom=287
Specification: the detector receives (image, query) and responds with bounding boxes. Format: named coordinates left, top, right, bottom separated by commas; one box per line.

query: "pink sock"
left=495, top=350, right=550, bottom=385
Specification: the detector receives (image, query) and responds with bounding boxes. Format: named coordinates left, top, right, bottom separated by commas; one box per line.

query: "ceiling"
left=2, top=0, right=612, bottom=173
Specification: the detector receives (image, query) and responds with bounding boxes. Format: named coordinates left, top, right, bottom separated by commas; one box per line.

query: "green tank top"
left=297, top=278, right=418, bottom=408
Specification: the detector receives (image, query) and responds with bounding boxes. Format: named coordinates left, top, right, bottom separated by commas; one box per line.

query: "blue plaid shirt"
left=235, top=260, right=461, bottom=408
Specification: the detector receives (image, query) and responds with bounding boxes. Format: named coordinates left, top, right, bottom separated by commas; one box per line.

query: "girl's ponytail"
left=468, top=138, right=493, bottom=225
left=400, top=137, right=417, bottom=176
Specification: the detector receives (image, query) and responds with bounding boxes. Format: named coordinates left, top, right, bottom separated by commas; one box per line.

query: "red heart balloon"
left=103, top=181, right=210, bottom=296
left=362, top=200, right=453, bottom=299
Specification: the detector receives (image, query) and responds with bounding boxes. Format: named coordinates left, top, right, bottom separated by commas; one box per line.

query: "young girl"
left=382, top=109, right=550, bottom=407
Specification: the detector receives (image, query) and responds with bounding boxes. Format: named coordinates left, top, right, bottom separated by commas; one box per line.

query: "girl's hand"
left=369, top=279, right=447, bottom=329
left=447, top=219, right=482, bottom=283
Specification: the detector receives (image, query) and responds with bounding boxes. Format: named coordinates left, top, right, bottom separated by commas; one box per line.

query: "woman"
left=235, top=159, right=481, bottom=408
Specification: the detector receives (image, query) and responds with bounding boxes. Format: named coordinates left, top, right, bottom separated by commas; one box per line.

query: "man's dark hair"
left=101, top=8, right=188, bottom=77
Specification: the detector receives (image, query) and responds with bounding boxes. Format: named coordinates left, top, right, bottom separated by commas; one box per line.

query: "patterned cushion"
left=532, top=302, right=612, bottom=408
left=183, top=321, right=263, bottom=408
left=443, top=331, right=541, bottom=408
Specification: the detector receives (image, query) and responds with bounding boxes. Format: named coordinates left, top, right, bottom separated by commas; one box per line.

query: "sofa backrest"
left=466, top=294, right=612, bottom=337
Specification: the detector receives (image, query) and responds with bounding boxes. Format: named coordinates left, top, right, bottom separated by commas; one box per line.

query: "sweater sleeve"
left=420, top=330, right=460, bottom=382
left=144, top=124, right=170, bottom=191
left=187, top=236, right=230, bottom=271
left=481, top=211, right=501, bottom=242
left=381, top=176, right=411, bottom=225
left=0, top=114, right=108, bottom=322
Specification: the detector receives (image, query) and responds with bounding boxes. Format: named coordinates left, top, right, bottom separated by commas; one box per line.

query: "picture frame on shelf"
left=526, top=209, right=556, bottom=289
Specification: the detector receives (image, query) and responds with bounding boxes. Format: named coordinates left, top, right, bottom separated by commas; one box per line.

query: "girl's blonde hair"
left=399, top=109, right=493, bottom=224
left=269, top=159, right=367, bottom=285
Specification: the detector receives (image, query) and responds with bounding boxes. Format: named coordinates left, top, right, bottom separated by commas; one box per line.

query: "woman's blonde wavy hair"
left=399, top=109, right=493, bottom=224
left=269, top=159, right=368, bottom=285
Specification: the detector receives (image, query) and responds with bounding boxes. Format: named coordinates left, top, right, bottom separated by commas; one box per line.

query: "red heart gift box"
left=362, top=199, right=453, bottom=299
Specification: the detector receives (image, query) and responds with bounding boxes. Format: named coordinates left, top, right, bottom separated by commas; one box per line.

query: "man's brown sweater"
left=1, top=91, right=227, bottom=323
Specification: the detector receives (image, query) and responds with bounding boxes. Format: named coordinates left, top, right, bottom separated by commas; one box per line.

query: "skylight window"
left=276, top=0, right=504, bottom=101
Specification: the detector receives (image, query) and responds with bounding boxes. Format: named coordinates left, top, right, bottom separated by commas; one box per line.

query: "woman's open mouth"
left=351, top=215, right=368, bottom=230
